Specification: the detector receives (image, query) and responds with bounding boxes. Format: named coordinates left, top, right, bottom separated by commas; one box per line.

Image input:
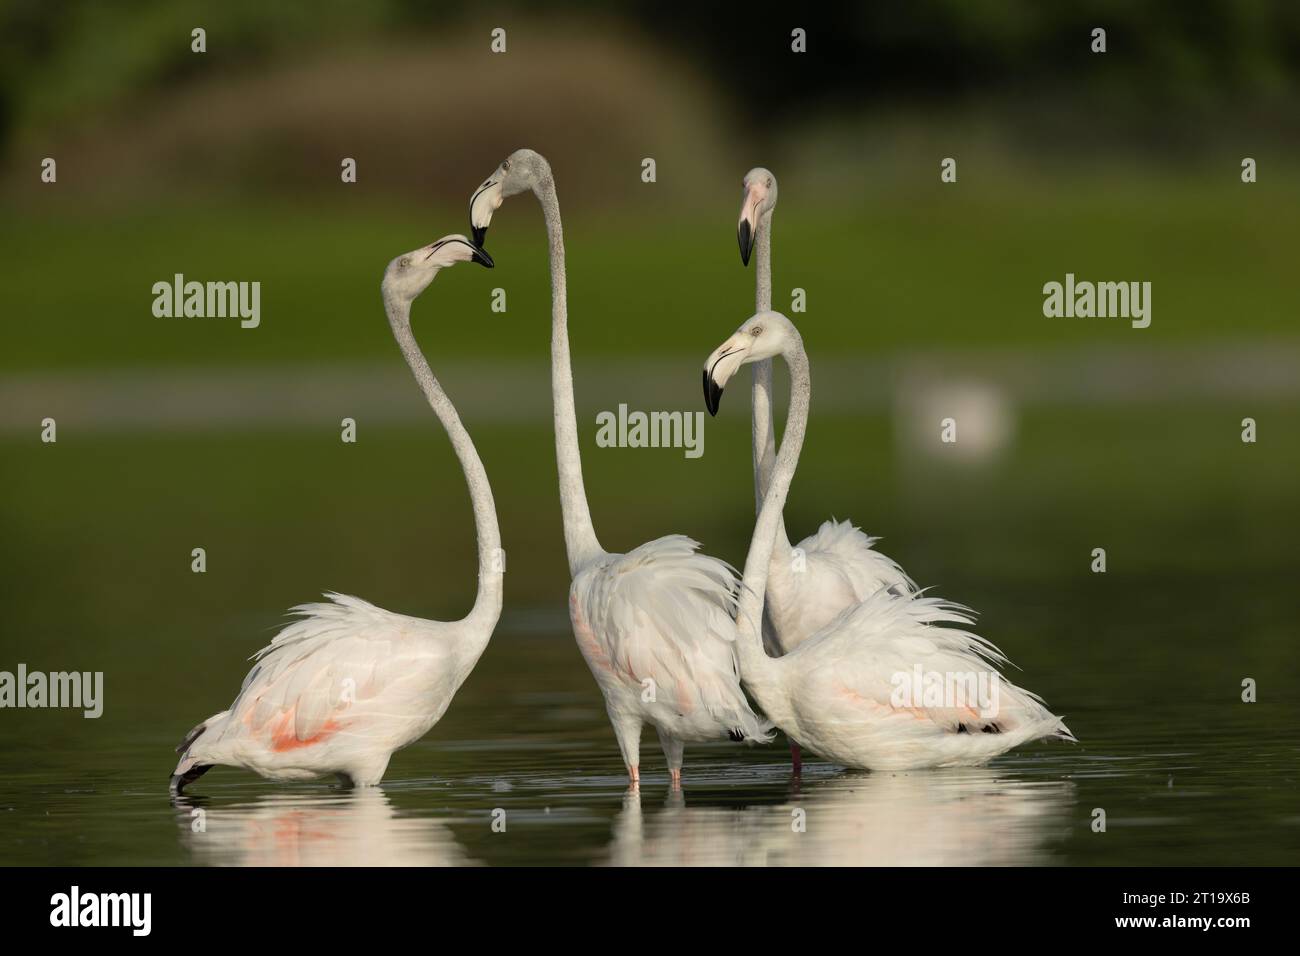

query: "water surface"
left=2, top=633, right=1295, bottom=866
left=2, top=408, right=1297, bottom=866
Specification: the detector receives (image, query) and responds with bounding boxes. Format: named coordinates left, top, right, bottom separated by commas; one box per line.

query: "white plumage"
left=736, top=168, right=917, bottom=667
left=569, top=536, right=773, bottom=753
left=776, top=589, right=1073, bottom=770
left=705, top=310, right=1072, bottom=773
left=174, top=594, right=469, bottom=787
left=170, top=235, right=502, bottom=793
left=471, top=149, right=771, bottom=785
left=763, top=519, right=915, bottom=656
left=732, top=172, right=1068, bottom=773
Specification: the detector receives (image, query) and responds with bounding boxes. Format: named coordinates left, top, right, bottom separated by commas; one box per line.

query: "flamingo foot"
left=790, top=741, right=802, bottom=776
left=669, top=767, right=682, bottom=789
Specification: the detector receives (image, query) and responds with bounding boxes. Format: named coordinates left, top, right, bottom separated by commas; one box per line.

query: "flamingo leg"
left=657, top=729, right=685, bottom=789
left=790, top=740, right=802, bottom=775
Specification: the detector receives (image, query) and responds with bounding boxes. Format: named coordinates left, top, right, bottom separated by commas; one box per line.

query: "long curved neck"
left=536, top=174, right=604, bottom=575
left=384, top=288, right=503, bottom=632
left=735, top=340, right=810, bottom=705
left=750, top=206, right=791, bottom=554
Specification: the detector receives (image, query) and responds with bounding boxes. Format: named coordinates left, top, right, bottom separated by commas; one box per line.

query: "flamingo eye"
left=750, top=325, right=763, bottom=336
left=502, top=160, right=511, bottom=172
left=398, top=257, right=410, bottom=270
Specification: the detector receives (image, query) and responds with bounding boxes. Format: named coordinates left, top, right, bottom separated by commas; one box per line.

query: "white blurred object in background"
left=895, top=375, right=1016, bottom=464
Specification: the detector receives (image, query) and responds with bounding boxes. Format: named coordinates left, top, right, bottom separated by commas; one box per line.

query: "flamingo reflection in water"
left=173, top=788, right=478, bottom=867
left=604, top=767, right=1074, bottom=866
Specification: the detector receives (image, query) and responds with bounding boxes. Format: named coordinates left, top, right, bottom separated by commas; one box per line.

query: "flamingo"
left=703, top=310, right=1072, bottom=770
left=736, top=168, right=918, bottom=774
left=469, top=149, right=771, bottom=787
left=170, top=235, right=500, bottom=793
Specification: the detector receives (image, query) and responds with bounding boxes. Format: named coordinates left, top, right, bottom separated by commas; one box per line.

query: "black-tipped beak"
left=472, top=225, right=488, bottom=248
left=737, top=219, right=753, bottom=266
left=703, top=370, right=723, bottom=416
left=471, top=244, right=494, bottom=268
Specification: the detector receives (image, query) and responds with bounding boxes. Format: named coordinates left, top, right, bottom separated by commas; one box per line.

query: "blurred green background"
left=1, top=1, right=1298, bottom=864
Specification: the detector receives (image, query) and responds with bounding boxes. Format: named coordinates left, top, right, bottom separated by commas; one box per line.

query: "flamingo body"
left=171, top=234, right=500, bottom=793
left=470, top=148, right=770, bottom=783
left=736, top=169, right=918, bottom=667
left=173, top=594, right=482, bottom=788
left=568, top=536, right=772, bottom=768
left=774, top=589, right=1072, bottom=770
left=764, top=519, right=914, bottom=656
left=704, top=310, right=1072, bottom=773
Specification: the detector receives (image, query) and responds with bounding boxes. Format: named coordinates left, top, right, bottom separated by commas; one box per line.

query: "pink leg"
left=628, top=765, right=640, bottom=786
left=790, top=741, right=802, bottom=775
left=669, top=767, right=682, bottom=789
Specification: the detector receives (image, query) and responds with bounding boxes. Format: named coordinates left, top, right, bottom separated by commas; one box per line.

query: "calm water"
left=2, top=410, right=1298, bottom=865
left=1, top=629, right=1296, bottom=866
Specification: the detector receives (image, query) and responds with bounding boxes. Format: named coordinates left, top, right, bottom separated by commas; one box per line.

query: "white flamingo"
left=736, top=168, right=916, bottom=772
left=703, top=310, right=1072, bottom=770
left=470, top=149, right=771, bottom=787
left=170, top=235, right=500, bottom=793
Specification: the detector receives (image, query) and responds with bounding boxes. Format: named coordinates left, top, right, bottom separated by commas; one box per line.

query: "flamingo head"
left=382, top=234, right=493, bottom=303
left=469, top=148, right=550, bottom=247
left=737, top=167, right=778, bottom=266
left=702, top=310, right=798, bottom=415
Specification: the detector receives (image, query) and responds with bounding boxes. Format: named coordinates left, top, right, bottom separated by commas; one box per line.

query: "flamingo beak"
left=471, top=245, right=494, bottom=268
left=469, top=176, right=505, bottom=250
left=703, top=370, right=724, bottom=416
left=737, top=183, right=762, bottom=266
left=703, top=337, right=747, bottom=416
left=737, top=220, right=753, bottom=267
